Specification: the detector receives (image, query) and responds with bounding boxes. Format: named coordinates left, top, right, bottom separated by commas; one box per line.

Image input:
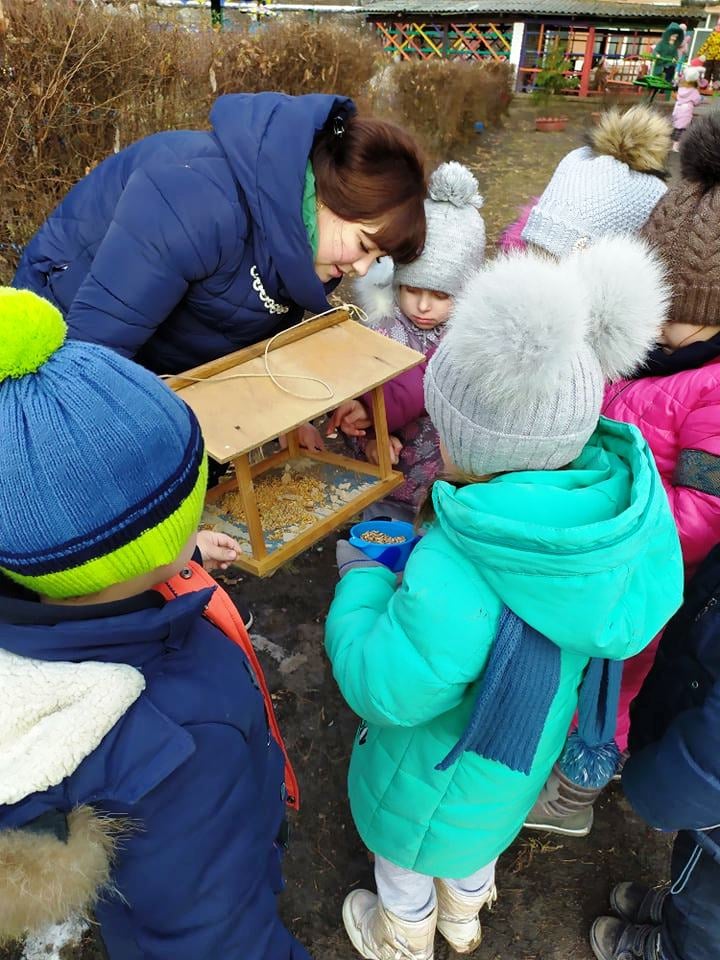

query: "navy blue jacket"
left=0, top=575, right=309, bottom=960
left=13, top=93, right=352, bottom=375
left=624, top=543, right=720, bottom=858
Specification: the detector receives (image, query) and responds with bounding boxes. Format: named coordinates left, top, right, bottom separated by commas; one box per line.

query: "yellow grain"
left=360, top=531, right=406, bottom=545
left=221, top=470, right=328, bottom=534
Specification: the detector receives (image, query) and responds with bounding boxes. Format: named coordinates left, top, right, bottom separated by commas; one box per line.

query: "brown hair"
left=312, top=115, right=427, bottom=265
left=415, top=469, right=501, bottom=530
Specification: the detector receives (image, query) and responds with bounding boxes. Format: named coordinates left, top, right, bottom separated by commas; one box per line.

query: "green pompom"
left=0, top=288, right=67, bottom=381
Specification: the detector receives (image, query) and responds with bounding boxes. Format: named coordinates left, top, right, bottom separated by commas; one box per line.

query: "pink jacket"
left=356, top=309, right=444, bottom=509
left=672, top=86, right=703, bottom=131
left=602, top=358, right=720, bottom=577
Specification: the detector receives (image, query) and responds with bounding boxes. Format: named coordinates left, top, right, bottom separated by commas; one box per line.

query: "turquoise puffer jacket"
left=325, top=419, right=683, bottom=877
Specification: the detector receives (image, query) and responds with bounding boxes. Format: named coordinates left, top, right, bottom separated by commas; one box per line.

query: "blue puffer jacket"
left=12, top=93, right=352, bottom=374
left=0, top=574, right=309, bottom=960
left=625, top=542, right=720, bottom=863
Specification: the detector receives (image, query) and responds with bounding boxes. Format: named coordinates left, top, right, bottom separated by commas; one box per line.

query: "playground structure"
left=360, top=0, right=707, bottom=96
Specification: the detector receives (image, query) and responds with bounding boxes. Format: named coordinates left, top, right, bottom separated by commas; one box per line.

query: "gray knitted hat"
left=521, top=146, right=667, bottom=259
left=424, top=236, right=670, bottom=476
left=395, top=162, right=486, bottom=296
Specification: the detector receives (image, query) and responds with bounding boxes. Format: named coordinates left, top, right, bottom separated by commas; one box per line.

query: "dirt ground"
left=4, top=96, right=679, bottom=960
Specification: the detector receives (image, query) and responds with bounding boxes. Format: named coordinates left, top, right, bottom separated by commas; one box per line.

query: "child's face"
left=659, top=322, right=720, bottom=352
left=397, top=285, right=453, bottom=331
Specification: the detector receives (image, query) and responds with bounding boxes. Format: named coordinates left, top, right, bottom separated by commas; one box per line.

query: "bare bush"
left=0, top=2, right=380, bottom=281
left=386, top=59, right=514, bottom=157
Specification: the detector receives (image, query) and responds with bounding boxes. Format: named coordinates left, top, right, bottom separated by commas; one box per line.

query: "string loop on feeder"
left=162, top=303, right=369, bottom=401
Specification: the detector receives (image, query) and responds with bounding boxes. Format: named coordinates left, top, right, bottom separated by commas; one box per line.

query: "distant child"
left=499, top=106, right=670, bottom=256
left=671, top=62, right=705, bottom=151
left=0, top=289, right=306, bottom=960
left=697, top=23, right=720, bottom=85
left=591, top=540, right=720, bottom=960
left=527, top=113, right=720, bottom=839
left=325, top=236, right=683, bottom=960
left=326, top=162, right=486, bottom=522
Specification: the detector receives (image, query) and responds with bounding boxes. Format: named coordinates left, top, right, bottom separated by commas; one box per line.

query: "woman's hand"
left=365, top=436, right=403, bottom=466
left=197, top=530, right=241, bottom=570
left=327, top=400, right=372, bottom=438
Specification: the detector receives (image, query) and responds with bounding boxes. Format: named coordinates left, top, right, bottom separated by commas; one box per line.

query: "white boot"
left=342, top=889, right=436, bottom=960
left=435, top=879, right=497, bottom=953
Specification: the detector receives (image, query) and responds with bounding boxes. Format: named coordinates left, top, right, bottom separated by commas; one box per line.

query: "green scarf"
left=302, top=163, right=319, bottom=258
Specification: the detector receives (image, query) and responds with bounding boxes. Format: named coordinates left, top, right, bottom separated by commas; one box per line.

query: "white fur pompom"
left=570, top=236, right=669, bottom=381
left=429, top=162, right=484, bottom=210
left=353, top=258, right=395, bottom=326
left=446, top=250, right=590, bottom=402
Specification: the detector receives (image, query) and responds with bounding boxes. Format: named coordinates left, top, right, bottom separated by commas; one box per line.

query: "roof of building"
left=361, top=0, right=705, bottom=20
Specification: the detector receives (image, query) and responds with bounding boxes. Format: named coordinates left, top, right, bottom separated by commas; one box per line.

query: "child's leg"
left=436, top=860, right=498, bottom=953
left=592, top=831, right=720, bottom=960
left=374, top=855, right=435, bottom=921
left=373, top=857, right=498, bottom=921
left=706, top=60, right=720, bottom=84
left=342, top=856, right=437, bottom=958
left=442, top=859, right=497, bottom=898
left=661, top=830, right=720, bottom=960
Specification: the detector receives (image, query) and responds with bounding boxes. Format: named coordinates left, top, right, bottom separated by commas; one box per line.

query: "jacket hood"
left=210, top=92, right=355, bottom=313
left=432, top=417, right=682, bottom=658
left=0, top=588, right=210, bottom=808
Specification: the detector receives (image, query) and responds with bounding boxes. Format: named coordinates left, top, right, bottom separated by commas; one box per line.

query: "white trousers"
left=374, top=855, right=498, bottom=922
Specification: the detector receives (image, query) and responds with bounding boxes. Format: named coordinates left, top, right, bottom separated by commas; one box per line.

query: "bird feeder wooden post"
left=168, top=308, right=424, bottom=577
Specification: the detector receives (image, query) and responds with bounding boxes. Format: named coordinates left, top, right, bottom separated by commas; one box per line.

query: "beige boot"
left=523, top=763, right=600, bottom=837
left=342, top=889, right=436, bottom=959
left=435, top=879, right=497, bottom=954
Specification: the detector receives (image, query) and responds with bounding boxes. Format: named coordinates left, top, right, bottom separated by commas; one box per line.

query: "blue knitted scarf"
left=436, top=607, right=621, bottom=780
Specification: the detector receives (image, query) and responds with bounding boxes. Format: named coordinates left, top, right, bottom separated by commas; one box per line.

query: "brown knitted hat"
left=641, top=113, right=720, bottom=326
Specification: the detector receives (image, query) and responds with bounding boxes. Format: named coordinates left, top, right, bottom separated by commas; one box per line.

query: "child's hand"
left=297, top=422, right=325, bottom=452
left=336, top=540, right=382, bottom=578
left=279, top=423, right=325, bottom=452
left=197, top=530, right=241, bottom=570
left=327, top=400, right=372, bottom=438
left=365, top=436, right=403, bottom=466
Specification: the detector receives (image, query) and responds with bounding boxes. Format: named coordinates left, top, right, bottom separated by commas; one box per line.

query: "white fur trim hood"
left=0, top=648, right=145, bottom=805
left=353, top=257, right=396, bottom=326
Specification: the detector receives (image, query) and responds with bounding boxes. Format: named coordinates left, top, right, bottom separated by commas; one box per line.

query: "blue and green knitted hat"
left=0, top=288, right=208, bottom=599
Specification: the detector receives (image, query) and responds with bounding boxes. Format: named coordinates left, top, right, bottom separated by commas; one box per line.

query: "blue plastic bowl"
left=474, top=121, right=485, bottom=134
left=349, top=520, right=420, bottom=573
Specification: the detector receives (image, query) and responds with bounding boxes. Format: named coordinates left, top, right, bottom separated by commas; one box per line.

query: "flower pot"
left=535, top=116, right=569, bottom=132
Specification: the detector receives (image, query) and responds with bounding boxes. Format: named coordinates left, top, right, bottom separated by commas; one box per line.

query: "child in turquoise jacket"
left=325, top=236, right=685, bottom=960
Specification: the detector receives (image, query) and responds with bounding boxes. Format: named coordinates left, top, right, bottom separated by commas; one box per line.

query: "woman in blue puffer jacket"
left=13, top=92, right=426, bottom=377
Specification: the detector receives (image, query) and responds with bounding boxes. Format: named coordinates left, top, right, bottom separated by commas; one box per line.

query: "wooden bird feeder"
left=168, top=308, right=424, bottom=576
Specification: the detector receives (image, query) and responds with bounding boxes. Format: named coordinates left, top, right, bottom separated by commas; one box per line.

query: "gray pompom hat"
left=424, top=236, right=670, bottom=477
left=395, top=162, right=486, bottom=297
left=521, top=147, right=667, bottom=259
